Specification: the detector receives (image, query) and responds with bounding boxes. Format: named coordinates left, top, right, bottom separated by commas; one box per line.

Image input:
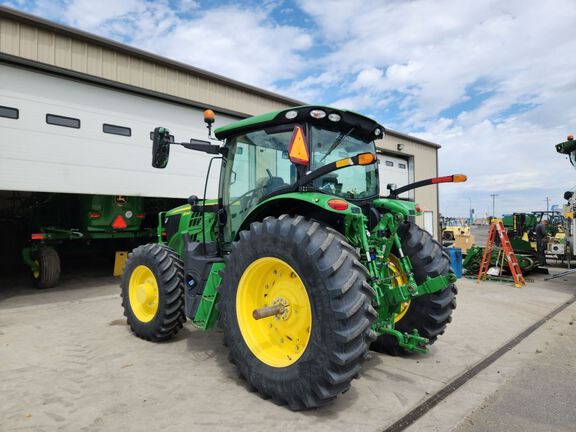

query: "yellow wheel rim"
left=32, top=260, right=40, bottom=279
left=128, top=265, right=159, bottom=323
left=389, top=255, right=411, bottom=323
left=236, top=257, right=312, bottom=368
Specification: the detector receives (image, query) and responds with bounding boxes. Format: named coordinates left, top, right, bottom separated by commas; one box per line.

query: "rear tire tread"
left=371, top=221, right=457, bottom=354
left=33, top=247, right=61, bottom=289
left=220, top=215, right=376, bottom=410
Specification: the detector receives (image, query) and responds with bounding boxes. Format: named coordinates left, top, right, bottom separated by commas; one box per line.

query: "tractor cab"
left=214, top=106, right=382, bottom=242
left=152, top=105, right=383, bottom=245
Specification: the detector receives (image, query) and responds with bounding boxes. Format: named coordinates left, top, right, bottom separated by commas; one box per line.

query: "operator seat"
left=263, top=176, right=287, bottom=196
left=247, top=176, right=288, bottom=208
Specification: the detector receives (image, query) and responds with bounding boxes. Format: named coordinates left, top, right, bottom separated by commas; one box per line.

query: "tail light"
left=31, top=233, right=45, bottom=240
left=432, top=174, right=467, bottom=184
left=328, top=199, right=349, bottom=211
left=89, top=212, right=101, bottom=219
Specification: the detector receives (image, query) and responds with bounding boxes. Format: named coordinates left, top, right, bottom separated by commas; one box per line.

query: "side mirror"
left=152, top=127, right=172, bottom=168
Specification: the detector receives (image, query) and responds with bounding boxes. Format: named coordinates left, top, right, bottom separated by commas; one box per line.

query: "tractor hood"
left=214, top=105, right=385, bottom=143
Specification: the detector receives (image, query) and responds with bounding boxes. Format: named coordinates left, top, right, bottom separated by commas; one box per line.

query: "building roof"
left=0, top=5, right=441, bottom=150
left=386, top=129, right=441, bottom=149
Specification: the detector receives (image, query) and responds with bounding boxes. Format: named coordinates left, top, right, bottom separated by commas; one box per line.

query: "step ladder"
left=477, top=220, right=526, bottom=288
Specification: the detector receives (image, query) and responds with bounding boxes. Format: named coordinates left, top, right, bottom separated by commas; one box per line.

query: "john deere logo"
left=116, top=195, right=127, bottom=206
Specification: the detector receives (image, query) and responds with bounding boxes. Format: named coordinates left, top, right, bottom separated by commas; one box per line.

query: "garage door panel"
left=2, top=124, right=216, bottom=175
left=0, top=158, right=219, bottom=198
left=378, top=153, right=410, bottom=198
left=0, top=64, right=233, bottom=198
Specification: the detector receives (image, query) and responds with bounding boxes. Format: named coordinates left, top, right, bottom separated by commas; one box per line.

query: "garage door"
left=378, top=153, right=410, bottom=198
left=0, top=64, right=240, bottom=199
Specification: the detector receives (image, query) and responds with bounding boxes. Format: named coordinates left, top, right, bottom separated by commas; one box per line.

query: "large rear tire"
left=371, top=221, right=457, bottom=355
left=220, top=215, right=376, bottom=410
left=32, top=246, right=61, bottom=289
left=121, top=243, right=186, bottom=342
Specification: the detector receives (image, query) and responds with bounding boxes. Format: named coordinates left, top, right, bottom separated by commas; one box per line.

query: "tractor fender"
left=372, top=197, right=418, bottom=218
left=236, top=192, right=363, bottom=239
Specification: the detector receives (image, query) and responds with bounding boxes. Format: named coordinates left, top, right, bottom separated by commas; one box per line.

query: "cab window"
left=222, top=128, right=295, bottom=240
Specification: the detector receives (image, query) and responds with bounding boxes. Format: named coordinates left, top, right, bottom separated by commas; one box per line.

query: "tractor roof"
left=214, top=105, right=385, bottom=142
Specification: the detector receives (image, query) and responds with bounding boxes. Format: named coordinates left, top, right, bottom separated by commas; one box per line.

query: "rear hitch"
left=375, top=327, right=429, bottom=354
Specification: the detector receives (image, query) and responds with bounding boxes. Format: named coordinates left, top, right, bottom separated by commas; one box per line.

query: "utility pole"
left=545, top=196, right=550, bottom=212
left=490, top=194, right=498, bottom=218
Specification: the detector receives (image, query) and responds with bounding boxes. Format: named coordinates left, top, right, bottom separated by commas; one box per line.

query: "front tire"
left=371, top=222, right=457, bottom=355
left=121, top=243, right=186, bottom=341
left=32, top=246, right=61, bottom=289
left=220, top=215, right=376, bottom=410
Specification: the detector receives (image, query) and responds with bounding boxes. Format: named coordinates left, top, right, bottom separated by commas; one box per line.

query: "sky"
left=3, top=0, right=576, bottom=217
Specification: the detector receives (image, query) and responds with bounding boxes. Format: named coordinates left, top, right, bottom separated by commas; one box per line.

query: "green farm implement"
left=462, top=211, right=564, bottom=277
left=463, top=245, right=539, bottom=276
left=501, top=211, right=564, bottom=253
left=21, top=194, right=155, bottom=288
left=121, top=106, right=465, bottom=409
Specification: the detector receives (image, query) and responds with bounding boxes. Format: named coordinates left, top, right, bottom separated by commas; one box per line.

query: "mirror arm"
left=388, top=175, right=466, bottom=198
left=178, top=139, right=227, bottom=156
left=180, top=141, right=220, bottom=154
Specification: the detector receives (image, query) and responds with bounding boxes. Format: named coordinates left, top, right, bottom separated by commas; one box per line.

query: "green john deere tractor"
left=121, top=106, right=464, bottom=410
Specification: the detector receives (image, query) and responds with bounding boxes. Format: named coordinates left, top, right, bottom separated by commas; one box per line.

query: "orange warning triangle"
left=288, top=126, right=309, bottom=165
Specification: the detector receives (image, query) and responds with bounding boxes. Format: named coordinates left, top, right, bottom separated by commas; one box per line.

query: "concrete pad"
left=0, top=271, right=574, bottom=432
left=406, top=294, right=576, bottom=432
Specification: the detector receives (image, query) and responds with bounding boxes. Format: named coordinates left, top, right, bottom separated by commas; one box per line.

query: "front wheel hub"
left=128, top=265, right=159, bottom=323
left=237, top=257, right=312, bottom=368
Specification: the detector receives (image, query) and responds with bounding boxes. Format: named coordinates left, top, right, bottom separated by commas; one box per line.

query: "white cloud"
left=273, top=71, right=342, bottom=103
left=63, top=0, right=143, bottom=30
left=136, top=6, right=312, bottom=87
left=352, top=67, right=383, bottom=89
left=330, top=93, right=377, bottom=111
left=299, top=0, right=576, bottom=120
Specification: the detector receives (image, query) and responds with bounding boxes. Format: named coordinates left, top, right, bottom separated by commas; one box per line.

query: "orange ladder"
left=477, top=220, right=526, bottom=288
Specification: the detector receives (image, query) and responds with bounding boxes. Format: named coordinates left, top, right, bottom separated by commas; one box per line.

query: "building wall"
left=377, top=133, right=440, bottom=238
